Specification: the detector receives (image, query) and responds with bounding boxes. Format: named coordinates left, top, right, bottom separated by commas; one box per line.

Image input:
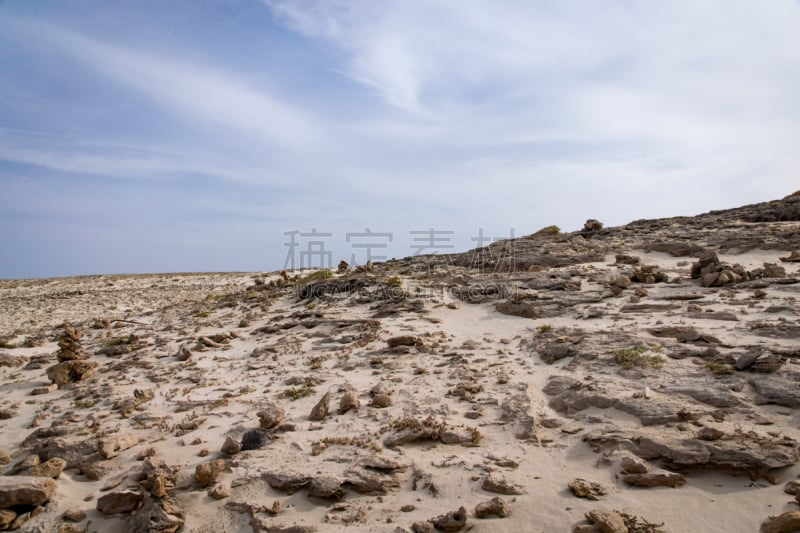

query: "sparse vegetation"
left=618, top=511, right=667, bottom=533
left=749, top=321, right=781, bottom=329
left=195, top=310, right=211, bottom=318
left=382, top=415, right=447, bottom=439
left=535, top=324, right=552, bottom=333
left=614, top=346, right=665, bottom=370
left=0, top=339, right=15, bottom=349
left=305, top=355, right=329, bottom=370
left=385, top=276, right=402, bottom=287
left=298, top=269, right=333, bottom=285
left=707, top=361, right=735, bottom=375
left=74, top=398, right=99, bottom=409
left=534, top=225, right=561, bottom=236
left=284, top=383, right=315, bottom=401
left=311, top=435, right=381, bottom=456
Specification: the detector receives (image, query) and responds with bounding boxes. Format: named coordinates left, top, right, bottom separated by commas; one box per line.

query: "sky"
left=1, top=0, right=799, bottom=278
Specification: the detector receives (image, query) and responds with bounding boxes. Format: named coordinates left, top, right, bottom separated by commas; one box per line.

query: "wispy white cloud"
left=5, top=17, right=319, bottom=148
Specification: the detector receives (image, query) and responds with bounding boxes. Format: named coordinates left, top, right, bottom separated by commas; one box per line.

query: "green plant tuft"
left=298, top=269, right=333, bottom=285
left=284, top=384, right=315, bottom=401
left=614, top=346, right=665, bottom=370
left=534, top=225, right=561, bottom=236
left=706, top=361, right=734, bottom=375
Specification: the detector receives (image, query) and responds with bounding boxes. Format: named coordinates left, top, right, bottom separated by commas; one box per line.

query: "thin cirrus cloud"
left=12, top=17, right=319, bottom=149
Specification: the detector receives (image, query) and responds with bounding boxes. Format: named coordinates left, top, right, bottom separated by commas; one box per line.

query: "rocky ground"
left=2, top=192, right=800, bottom=532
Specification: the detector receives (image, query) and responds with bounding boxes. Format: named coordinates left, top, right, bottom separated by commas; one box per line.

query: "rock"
left=174, top=344, right=192, bottom=361
left=666, top=387, right=741, bottom=408
left=0, top=450, right=8, bottom=466
left=481, top=476, right=523, bottom=495
left=263, top=471, right=312, bottom=493
left=784, top=480, right=800, bottom=495
left=536, top=342, right=577, bottom=364
left=750, top=353, right=785, bottom=373
left=0, top=510, right=15, bottom=529
left=780, top=251, right=800, bottom=263
left=209, top=485, right=230, bottom=500
left=691, top=251, right=720, bottom=278
left=546, top=376, right=703, bottom=426
left=339, top=391, right=360, bottom=414
left=257, top=403, right=286, bottom=429
left=735, top=352, right=760, bottom=371
left=439, top=428, right=475, bottom=445
left=568, top=478, right=607, bottom=500
left=750, top=378, right=800, bottom=408
left=344, top=467, right=401, bottom=494
left=697, top=427, right=725, bottom=441
left=495, top=300, right=539, bottom=319
left=359, top=456, right=408, bottom=473
left=96, top=490, right=145, bottom=515
left=619, top=456, right=648, bottom=474
left=57, top=323, right=86, bottom=361
left=307, top=476, right=344, bottom=501
left=337, top=260, right=349, bottom=273
left=308, top=392, right=331, bottom=421
left=129, top=495, right=184, bottom=533
left=46, top=360, right=98, bottom=387
left=619, top=463, right=686, bottom=488
left=583, top=219, right=603, bottom=232
left=610, top=276, right=632, bottom=289
left=615, top=254, right=641, bottom=265
left=752, top=263, right=787, bottom=279
left=500, top=392, right=536, bottom=441
left=583, top=509, right=627, bottom=533
left=241, top=429, right=270, bottom=451
left=0, top=353, right=24, bottom=367
left=411, top=468, right=439, bottom=497
left=430, top=506, right=467, bottom=531
left=99, top=434, right=140, bottom=459
left=631, top=265, right=668, bottom=284
left=412, top=522, right=435, bottom=533
left=474, top=496, right=511, bottom=518
left=0, top=475, right=56, bottom=508
left=62, top=508, right=87, bottom=522
left=650, top=241, right=705, bottom=257
left=195, top=459, right=226, bottom=488
left=25, top=457, right=67, bottom=478
left=386, top=336, right=421, bottom=348
left=61, top=522, right=85, bottom=532
left=687, top=311, right=738, bottom=321
left=9, top=510, right=30, bottom=530
left=761, top=510, right=800, bottom=533
left=584, top=430, right=800, bottom=479
left=31, top=384, right=57, bottom=395
left=221, top=435, right=241, bottom=455
left=370, top=393, right=393, bottom=408
left=139, top=458, right=176, bottom=498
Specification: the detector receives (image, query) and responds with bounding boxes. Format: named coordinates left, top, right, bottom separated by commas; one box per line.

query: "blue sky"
left=1, top=1, right=799, bottom=278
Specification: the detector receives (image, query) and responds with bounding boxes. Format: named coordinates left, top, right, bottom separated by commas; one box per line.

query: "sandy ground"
left=1, top=246, right=800, bottom=532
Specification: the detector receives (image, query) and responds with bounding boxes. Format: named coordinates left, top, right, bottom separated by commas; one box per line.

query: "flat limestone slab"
left=0, top=476, right=56, bottom=508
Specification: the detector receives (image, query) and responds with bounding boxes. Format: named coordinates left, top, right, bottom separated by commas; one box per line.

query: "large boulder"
left=0, top=476, right=56, bottom=508
left=46, top=360, right=97, bottom=388
left=96, top=490, right=145, bottom=515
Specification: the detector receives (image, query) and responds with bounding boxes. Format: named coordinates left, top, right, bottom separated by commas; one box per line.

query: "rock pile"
left=46, top=323, right=97, bottom=388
